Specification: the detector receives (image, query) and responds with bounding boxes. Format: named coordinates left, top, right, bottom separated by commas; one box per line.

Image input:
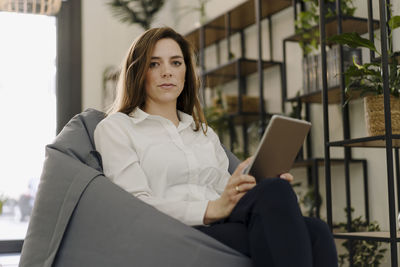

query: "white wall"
left=82, top=0, right=400, bottom=265
left=81, top=0, right=246, bottom=111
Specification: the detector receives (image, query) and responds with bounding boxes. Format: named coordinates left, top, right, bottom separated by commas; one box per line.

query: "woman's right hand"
left=203, top=157, right=256, bottom=225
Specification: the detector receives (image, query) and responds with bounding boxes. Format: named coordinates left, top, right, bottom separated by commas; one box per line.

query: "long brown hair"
left=108, top=27, right=207, bottom=133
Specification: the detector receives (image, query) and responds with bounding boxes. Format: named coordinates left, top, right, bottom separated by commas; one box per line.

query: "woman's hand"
left=203, top=157, right=256, bottom=225
left=280, top=173, right=294, bottom=183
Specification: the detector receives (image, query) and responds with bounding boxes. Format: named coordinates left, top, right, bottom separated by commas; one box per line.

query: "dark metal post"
left=0, top=240, right=23, bottom=253
left=306, top=103, right=314, bottom=208
left=225, top=13, right=232, bottom=60
left=268, top=16, right=273, bottom=61
left=336, top=0, right=353, bottom=245
left=282, top=40, right=288, bottom=113
left=293, top=0, right=297, bottom=24
left=242, top=122, right=249, bottom=157
left=240, top=30, right=246, bottom=58
left=362, top=160, right=370, bottom=224
left=313, top=159, right=320, bottom=218
left=280, top=63, right=286, bottom=113
left=367, top=0, right=375, bottom=60
left=318, top=0, right=333, bottom=229
left=378, top=0, right=397, bottom=265
left=255, top=0, right=266, bottom=134
left=396, top=149, right=400, bottom=215
left=300, top=0, right=305, bottom=12
left=305, top=103, right=312, bottom=159
left=56, top=0, right=82, bottom=134
left=386, top=0, right=392, bottom=47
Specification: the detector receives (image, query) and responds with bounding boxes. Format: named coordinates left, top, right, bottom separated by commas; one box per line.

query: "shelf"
left=293, top=158, right=366, bottom=168
left=372, top=51, right=400, bottom=63
left=287, top=86, right=340, bottom=104
left=329, top=135, right=400, bottom=148
left=334, top=232, right=400, bottom=242
left=204, top=58, right=281, bottom=88
left=286, top=86, right=363, bottom=104
left=185, top=0, right=292, bottom=50
left=285, top=16, right=379, bottom=43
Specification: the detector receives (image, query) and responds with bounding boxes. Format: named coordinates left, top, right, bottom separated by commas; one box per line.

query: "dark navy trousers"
left=195, top=178, right=338, bottom=267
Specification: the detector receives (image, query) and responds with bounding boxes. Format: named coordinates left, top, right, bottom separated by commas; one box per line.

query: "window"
left=0, top=12, right=56, bottom=242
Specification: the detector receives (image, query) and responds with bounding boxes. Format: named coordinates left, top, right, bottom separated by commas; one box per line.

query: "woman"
left=94, top=27, right=338, bottom=267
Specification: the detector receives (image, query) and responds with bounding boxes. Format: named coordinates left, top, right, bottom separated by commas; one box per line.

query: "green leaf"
left=389, top=15, right=400, bottom=30
left=329, top=33, right=378, bottom=54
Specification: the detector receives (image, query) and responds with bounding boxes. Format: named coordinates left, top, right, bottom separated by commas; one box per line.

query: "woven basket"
left=225, top=95, right=260, bottom=114
left=364, top=95, right=400, bottom=136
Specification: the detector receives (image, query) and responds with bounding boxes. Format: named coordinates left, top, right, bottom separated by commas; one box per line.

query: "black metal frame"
left=56, top=0, right=82, bottom=134
left=282, top=0, right=371, bottom=232
left=0, top=240, right=23, bottom=254
left=319, top=0, right=399, bottom=265
left=198, top=0, right=287, bottom=156
left=0, top=0, right=82, bottom=255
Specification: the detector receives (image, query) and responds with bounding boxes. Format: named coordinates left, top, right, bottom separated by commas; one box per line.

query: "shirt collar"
left=177, top=110, right=195, bottom=131
left=128, top=108, right=195, bottom=130
left=128, top=108, right=149, bottom=124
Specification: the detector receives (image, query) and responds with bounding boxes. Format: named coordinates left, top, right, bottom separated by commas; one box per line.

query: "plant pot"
left=364, top=95, right=400, bottom=136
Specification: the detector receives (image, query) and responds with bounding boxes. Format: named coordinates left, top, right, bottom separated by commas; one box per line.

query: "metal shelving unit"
left=185, top=0, right=291, bottom=156
left=318, top=0, right=400, bottom=265
left=292, top=158, right=369, bottom=219
left=281, top=0, right=373, bottom=233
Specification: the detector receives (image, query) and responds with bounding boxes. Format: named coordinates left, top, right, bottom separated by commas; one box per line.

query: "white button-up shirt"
left=94, top=108, right=230, bottom=226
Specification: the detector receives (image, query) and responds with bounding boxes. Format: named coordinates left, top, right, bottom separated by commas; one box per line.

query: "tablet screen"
left=243, top=115, right=311, bottom=181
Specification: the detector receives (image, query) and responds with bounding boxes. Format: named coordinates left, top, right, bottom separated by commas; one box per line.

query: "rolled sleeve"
left=185, top=200, right=209, bottom=226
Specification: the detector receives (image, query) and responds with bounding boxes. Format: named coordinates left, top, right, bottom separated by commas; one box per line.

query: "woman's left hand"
left=279, top=173, right=294, bottom=183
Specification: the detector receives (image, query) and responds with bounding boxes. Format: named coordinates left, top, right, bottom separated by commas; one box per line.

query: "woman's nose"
left=161, top=64, right=172, bottom=78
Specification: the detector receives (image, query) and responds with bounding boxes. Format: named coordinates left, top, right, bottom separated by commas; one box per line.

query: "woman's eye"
left=173, top=61, right=182, bottom=66
left=149, top=62, right=159, bottom=68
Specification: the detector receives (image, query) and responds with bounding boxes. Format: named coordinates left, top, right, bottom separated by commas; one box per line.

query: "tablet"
left=243, top=115, right=311, bottom=181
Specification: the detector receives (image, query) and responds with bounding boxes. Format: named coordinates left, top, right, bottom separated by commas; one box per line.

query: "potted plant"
left=107, top=0, right=165, bottom=30
left=329, top=14, right=400, bottom=136
left=335, top=209, right=387, bottom=266
left=295, top=0, right=356, bottom=55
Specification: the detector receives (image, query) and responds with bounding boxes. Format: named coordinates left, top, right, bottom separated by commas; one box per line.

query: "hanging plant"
left=179, top=0, right=211, bottom=26
left=107, top=0, right=165, bottom=30
left=295, top=0, right=356, bottom=55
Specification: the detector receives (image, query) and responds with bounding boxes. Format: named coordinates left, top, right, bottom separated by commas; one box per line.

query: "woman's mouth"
left=159, top=83, right=175, bottom=89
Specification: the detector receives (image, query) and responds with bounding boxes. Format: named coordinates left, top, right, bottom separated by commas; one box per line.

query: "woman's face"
left=144, top=38, right=186, bottom=109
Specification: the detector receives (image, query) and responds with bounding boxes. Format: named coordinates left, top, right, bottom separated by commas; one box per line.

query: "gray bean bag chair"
left=19, top=108, right=252, bottom=267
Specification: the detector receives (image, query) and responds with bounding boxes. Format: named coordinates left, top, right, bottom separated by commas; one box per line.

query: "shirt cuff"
left=185, top=200, right=209, bottom=226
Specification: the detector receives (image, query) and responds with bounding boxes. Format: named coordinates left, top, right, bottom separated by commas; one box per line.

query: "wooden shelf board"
left=204, top=58, right=280, bottom=88
left=285, top=16, right=379, bottom=43
left=372, top=52, right=400, bottom=65
left=286, top=86, right=362, bottom=104
left=330, top=135, right=400, bottom=148
left=335, top=231, right=400, bottom=242
left=287, top=86, right=340, bottom=104
left=185, top=0, right=292, bottom=50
